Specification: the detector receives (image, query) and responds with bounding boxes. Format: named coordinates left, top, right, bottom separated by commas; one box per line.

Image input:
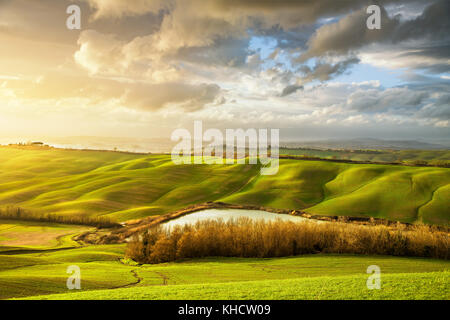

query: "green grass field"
left=0, top=147, right=448, bottom=300
left=279, top=147, right=450, bottom=164
left=30, top=272, right=449, bottom=300
left=1, top=242, right=448, bottom=300
left=0, top=146, right=448, bottom=225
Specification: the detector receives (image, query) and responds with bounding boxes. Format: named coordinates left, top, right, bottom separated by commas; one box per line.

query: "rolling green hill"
left=0, top=146, right=449, bottom=225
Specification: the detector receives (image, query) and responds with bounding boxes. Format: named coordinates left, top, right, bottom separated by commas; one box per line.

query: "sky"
left=0, top=0, right=449, bottom=143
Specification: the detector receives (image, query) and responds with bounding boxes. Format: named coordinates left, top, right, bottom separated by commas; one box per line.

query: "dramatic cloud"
left=0, top=0, right=448, bottom=140
left=122, top=82, right=221, bottom=111
left=2, top=74, right=222, bottom=111
left=298, top=6, right=399, bottom=62
left=392, top=0, right=450, bottom=42
left=300, top=0, right=449, bottom=62
left=83, top=0, right=168, bottom=19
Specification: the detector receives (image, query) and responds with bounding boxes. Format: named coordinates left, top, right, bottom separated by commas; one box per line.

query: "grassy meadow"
left=1, top=243, right=448, bottom=300
left=0, top=146, right=448, bottom=300
left=31, top=272, right=449, bottom=300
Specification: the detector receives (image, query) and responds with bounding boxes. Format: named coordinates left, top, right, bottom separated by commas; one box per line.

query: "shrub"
left=126, top=218, right=449, bottom=264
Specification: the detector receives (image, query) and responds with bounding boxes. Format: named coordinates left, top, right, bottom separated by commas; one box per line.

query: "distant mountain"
left=282, top=138, right=449, bottom=150
left=2, top=136, right=448, bottom=153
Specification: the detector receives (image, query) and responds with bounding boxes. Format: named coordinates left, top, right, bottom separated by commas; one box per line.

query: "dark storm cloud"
left=392, top=0, right=450, bottom=42
left=280, top=84, right=303, bottom=97
left=84, top=0, right=405, bottom=25
left=299, top=58, right=360, bottom=84
left=300, top=0, right=449, bottom=61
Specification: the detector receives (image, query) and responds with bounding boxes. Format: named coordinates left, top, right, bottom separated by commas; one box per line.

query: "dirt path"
left=109, top=268, right=143, bottom=289
left=114, top=258, right=144, bottom=288
left=128, top=269, right=143, bottom=287
left=415, top=184, right=443, bottom=223
left=154, top=271, right=169, bottom=285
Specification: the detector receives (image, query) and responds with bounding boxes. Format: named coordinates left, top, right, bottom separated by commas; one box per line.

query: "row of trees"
left=0, top=207, right=120, bottom=228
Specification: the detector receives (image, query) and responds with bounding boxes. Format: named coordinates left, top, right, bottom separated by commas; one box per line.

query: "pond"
left=163, top=208, right=311, bottom=229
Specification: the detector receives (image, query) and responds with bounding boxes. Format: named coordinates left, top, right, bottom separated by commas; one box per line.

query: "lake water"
left=163, top=208, right=310, bottom=229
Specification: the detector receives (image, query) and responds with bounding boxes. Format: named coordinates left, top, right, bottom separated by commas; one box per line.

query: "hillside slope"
left=0, top=147, right=448, bottom=225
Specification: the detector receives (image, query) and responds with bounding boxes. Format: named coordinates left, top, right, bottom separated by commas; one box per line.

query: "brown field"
left=0, top=220, right=91, bottom=247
